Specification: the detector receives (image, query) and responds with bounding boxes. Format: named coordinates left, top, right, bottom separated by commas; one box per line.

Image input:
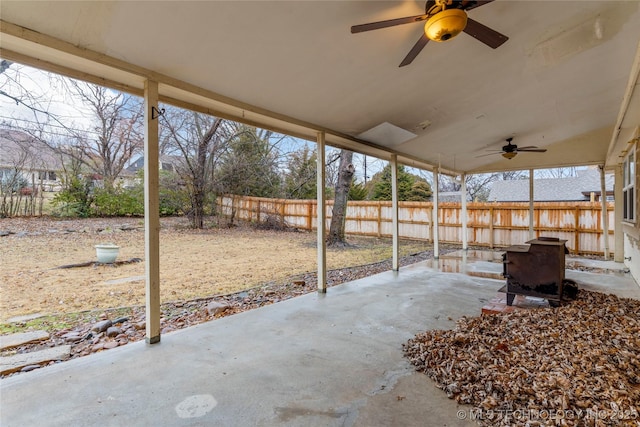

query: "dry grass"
left=0, top=217, right=432, bottom=322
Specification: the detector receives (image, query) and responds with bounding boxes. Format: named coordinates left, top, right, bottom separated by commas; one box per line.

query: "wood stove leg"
left=506, top=293, right=515, bottom=306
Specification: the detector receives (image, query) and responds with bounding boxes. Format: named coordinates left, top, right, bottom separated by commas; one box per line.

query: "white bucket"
left=95, top=244, right=120, bottom=264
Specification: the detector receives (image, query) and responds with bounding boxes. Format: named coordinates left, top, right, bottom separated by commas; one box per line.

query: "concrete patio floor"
left=1, top=252, right=638, bottom=427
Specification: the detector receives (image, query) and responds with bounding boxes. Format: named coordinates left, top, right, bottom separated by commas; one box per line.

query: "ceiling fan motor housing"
left=424, top=9, right=468, bottom=42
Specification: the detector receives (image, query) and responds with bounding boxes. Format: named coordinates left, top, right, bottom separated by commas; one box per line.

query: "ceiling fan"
left=351, top=0, right=508, bottom=67
left=480, top=137, right=548, bottom=159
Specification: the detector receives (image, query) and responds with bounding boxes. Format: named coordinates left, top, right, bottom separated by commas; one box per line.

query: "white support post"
left=144, top=80, right=160, bottom=344
left=391, top=154, right=399, bottom=271
left=614, top=165, right=624, bottom=262
left=600, top=166, right=610, bottom=259
left=316, top=131, right=327, bottom=293
left=433, top=168, right=439, bottom=259
left=461, top=173, right=468, bottom=250
left=529, top=169, right=535, bottom=240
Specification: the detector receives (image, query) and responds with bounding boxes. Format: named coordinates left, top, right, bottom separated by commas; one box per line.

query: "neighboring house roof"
left=488, top=169, right=615, bottom=202
left=126, top=154, right=184, bottom=173
left=0, top=129, right=62, bottom=172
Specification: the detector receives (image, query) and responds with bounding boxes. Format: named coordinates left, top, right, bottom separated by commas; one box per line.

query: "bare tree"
left=62, top=81, right=143, bottom=189
left=437, top=170, right=528, bottom=202
left=0, top=130, right=55, bottom=217
left=161, top=108, right=231, bottom=228
left=0, top=141, right=29, bottom=217
left=327, top=149, right=355, bottom=247
left=535, top=167, right=578, bottom=179
left=353, top=153, right=384, bottom=185
left=0, top=62, right=77, bottom=135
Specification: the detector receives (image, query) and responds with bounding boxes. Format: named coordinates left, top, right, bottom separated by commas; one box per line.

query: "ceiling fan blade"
left=463, top=17, right=508, bottom=49
left=517, top=148, right=547, bottom=153
left=516, top=146, right=540, bottom=150
left=351, top=14, right=428, bottom=33
left=475, top=152, right=501, bottom=158
left=399, top=33, right=430, bottom=67
left=460, top=0, right=496, bottom=12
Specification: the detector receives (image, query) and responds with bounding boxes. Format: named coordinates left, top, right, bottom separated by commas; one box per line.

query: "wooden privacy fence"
left=218, top=196, right=614, bottom=256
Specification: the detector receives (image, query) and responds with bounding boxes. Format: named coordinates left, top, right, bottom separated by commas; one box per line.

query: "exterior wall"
left=0, top=167, right=61, bottom=192
left=624, top=233, right=640, bottom=284
left=622, top=139, right=639, bottom=285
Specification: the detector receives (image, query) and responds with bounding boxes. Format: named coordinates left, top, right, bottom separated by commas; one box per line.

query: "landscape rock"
left=106, top=327, right=122, bottom=337
left=0, top=230, right=11, bottom=237
left=113, top=317, right=129, bottom=324
left=206, top=301, right=230, bottom=316
left=92, top=319, right=113, bottom=333
left=134, top=321, right=146, bottom=330
left=61, top=332, right=83, bottom=343
left=103, top=341, right=119, bottom=349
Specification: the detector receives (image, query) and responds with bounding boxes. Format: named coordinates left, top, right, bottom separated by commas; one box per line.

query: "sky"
left=0, top=62, right=98, bottom=133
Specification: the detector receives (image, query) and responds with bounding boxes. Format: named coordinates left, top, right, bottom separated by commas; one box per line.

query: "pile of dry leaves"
left=404, top=290, right=640, bottom=426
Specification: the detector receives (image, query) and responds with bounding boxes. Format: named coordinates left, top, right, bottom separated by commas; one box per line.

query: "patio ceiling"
left=1, top=1, right=639, bottom=175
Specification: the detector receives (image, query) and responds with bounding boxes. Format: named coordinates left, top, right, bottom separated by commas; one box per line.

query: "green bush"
left=52, top=169, right=190, bottom=218
left=92, top=187, right=143, bottom=217
left=129, top=169, right=190, bottom=217
left=51, top=177, right=93, bottom=217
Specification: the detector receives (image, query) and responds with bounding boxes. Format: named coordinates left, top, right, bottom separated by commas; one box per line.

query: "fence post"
left=489, top=206, right=494, bottom=249
left=307, top=201, right=313, bottom=231
left=377, top=204, right=382, bottom=238
left=280, top=200, right=285, bottom=225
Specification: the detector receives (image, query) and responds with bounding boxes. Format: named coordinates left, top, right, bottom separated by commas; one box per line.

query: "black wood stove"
left=502, top=237, right=577, bottom=307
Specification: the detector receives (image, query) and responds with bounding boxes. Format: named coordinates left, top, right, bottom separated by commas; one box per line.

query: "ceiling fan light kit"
left=424, top=8, right=467, bottom=42
left=351, top=0, right=509, bottom=67
left=476, top=137, right=548, bottom=159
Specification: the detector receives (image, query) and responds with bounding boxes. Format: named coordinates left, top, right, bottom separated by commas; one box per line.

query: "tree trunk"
left=188, top=117, right=222, bottom=229
left=191, top=184, right=205, bottom=229
left=327, top=150, right=354, bottom=247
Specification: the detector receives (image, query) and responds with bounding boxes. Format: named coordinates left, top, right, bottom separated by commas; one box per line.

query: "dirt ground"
left=0, top=216, right=432, bottom=322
